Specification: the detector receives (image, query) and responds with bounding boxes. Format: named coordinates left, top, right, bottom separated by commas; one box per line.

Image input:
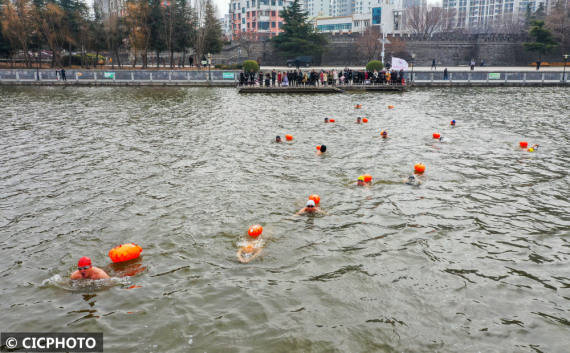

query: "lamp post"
left=207, top=53, right=212, bottom=83
left=562, top=54, right=568, bottom=84
left=411, top=53, right=416, bottom=85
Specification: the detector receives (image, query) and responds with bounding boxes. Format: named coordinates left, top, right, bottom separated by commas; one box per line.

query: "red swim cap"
left=78, top=257, right=91, bottom=268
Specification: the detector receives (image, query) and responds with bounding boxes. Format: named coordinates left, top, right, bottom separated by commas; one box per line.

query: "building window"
left=258, top=21, right=270, bottom=30
left=272, top=22, right=276, bottom=27
left=271, top=10, right=276, bottom=16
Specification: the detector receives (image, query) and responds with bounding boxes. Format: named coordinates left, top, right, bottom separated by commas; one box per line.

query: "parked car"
left=287, top=56, right=313, bottom=68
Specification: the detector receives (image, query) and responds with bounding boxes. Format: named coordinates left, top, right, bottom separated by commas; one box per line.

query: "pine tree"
left=272, top=0, right=326, bottom=59
left=203, top=0, right=222, bottom=54
left=524, top=20, right=558, bottom=61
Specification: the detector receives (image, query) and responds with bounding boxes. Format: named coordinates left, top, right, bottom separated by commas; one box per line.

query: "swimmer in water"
left=404, top=175, right=422, bottom=186
left=356, top=175, right=372, bottom=186
left=296, top=200, right=322, bottom=215
left=324, top=117, right=329, bottom=123
left=275, top=135, right=282, bottom=143
left=316, top=145, right=327, bottom=155
left=356, top=117, right=362, bottom=124
left=237, top=243, right=263, bottom=263
left=70, top=257, right=110, bottom=280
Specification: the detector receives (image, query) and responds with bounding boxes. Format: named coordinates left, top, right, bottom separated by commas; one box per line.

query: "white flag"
left=391, top=57, right=409, bottom=71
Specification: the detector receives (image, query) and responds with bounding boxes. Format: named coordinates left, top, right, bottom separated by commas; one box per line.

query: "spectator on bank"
left=443, top=68, right=449, bottom=80
left=431, top=59, right=437, bottom=70
left=536, top=60, right=541, bottom=71
left=470, top=58, right=476, bottom=71
left=282, top=74, right=289, bottom=87
left=480, top=59, right=485, bottom=67
left=61, top=68, right=67, bottom=81
left=271, top=70, right=276, bottom=86
left=277, top=71, right=282, bottom=86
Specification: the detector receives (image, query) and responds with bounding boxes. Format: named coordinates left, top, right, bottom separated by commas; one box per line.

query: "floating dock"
left=237, top=85, right=406, bottom=93
left=238, top=86, right=344, bottom=93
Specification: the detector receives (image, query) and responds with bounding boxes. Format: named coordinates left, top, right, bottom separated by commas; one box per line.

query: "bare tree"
left=356, top=27, right=382, bottom=63
left=1, top=0, right=34, bottom=67
left=545, top=0, right=569, bottom=54
left=405, top=6, right=454, bottom=37
left=125, top=0, right=151, bottom=68
left=235, top=30, right=257, bottom=58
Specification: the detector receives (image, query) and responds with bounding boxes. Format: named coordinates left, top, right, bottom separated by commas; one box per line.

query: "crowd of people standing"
left=238, top=68, right=406, bottom=87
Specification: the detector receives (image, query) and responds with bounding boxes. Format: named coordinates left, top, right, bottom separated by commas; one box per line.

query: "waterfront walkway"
left=0, top=67, right=568, bottom=87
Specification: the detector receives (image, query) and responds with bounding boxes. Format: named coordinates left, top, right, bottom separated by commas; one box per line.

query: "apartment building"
left=229, top=0, right=295, bottom=39
left=442, top=0, right=553, bottom=29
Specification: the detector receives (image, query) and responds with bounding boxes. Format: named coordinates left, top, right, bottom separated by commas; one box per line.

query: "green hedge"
left=242, top=60, right=259, bottom=73
left=366, top=60, right=384, bottom=72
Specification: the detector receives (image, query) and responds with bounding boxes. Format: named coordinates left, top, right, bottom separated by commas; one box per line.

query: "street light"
left=562, top=54, right=568, bottom=84
left=207, top=53, right=212, bottom=83
left=411, top=53, right=416, bottom=85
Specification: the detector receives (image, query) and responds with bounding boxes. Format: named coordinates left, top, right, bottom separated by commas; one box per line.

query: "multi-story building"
left=93, top=0, right=126, bottom=19
left=229, top=0, right=295, bottom=40
left=442, top=0, right=552, bottom=29
left=314, top=0, right=405, bottom=34
left=305, top=0, right=332, bottom=17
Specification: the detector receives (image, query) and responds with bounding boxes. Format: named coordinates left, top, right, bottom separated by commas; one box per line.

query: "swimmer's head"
left=324, top=117, right=329, bottom=123
left=276, top=135, right=282, bottom=143
left=306, top=200, right=316, bottom=208
left=356, top=117, right=362, bottom=123
left=78, top=257, right=92, bottom=271
left=408, top=175, right=415, bottom=181
left=357, top=176, right=365, bottom=185
left=320, top=145, right=326, bottom=153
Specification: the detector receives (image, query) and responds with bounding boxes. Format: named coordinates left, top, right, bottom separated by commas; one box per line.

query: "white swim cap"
left=306, top=200, right=316, bottom=207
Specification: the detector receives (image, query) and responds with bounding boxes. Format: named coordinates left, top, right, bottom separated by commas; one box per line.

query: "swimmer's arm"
left=237, top=248, right=262, bottom=263
left=94, top=268, right=110, bottom=279
left=295, top=208, right=306, bottom=215
left=70, top=271, right=82, bottom=280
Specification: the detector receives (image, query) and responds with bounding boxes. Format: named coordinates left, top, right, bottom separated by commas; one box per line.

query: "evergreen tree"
left=173, top=0, right=195, bottom=67
left=149, top=0, right=166, bottom=67
left=524, top=20, right=558, bottom=61
left=272, top=0, right=327, bottom=59
left=203, top=0, right=222, bottom=54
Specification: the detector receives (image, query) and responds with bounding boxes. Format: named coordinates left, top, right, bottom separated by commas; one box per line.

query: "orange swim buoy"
left=363, top=174, right=372, bottom=182
left=362, top=118, right=368, bottom=123
left=248, top=224, right=263, bottom=238
left=109, top=243, right=143, bottom=263
left=285, top=134, right=293, bottom=141
left=355, top=104, right=362, bottom=109
left=519, top=141, right=528, bottom=148
left=388, top=105, right=395, bottom=109
left=433, top=133, right=441, bottom=139
left=316, top=145, right=321, bottom=150
left=330, top=119, right=335, bottom=122
left=414, top=163, right=426, bottom=174
left=309, top=194, right=321, bottom=205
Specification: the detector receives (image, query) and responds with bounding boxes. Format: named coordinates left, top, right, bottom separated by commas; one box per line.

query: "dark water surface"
left=0, top=86, right=568, bottom=353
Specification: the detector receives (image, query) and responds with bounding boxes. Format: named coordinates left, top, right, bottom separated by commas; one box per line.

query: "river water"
left=0, top=86, right=568, bottom=353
